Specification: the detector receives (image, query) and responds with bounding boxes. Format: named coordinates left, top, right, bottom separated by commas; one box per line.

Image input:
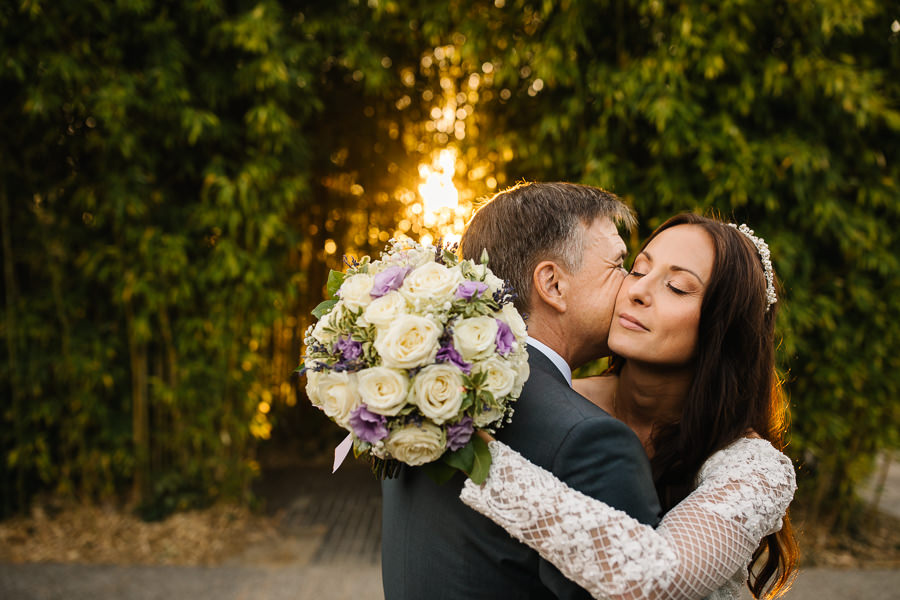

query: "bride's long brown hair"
left=611, top=213, right=798, bottom=598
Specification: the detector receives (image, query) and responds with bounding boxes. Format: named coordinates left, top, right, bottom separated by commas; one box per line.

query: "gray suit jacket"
left=381, top=347, right=661, bottom=599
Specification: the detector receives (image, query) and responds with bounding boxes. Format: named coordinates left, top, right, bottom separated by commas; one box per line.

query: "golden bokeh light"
left=415, top=147, right=473, bottom=245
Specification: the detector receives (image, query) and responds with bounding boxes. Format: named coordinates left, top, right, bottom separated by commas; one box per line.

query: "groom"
left=381, top=182, right=661, bottom=599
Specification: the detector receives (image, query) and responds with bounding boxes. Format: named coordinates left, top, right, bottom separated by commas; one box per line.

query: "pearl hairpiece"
left=728, top=223, right=777, bottom=311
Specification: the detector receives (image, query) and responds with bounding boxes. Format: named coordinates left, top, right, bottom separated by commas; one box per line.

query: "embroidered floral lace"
left=460, top=437, right=796, bottom=600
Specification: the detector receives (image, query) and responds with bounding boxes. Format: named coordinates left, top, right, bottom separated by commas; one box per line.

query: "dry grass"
left=793, top=509, right=900, bottom=569
left=0, top=501, right=289, bottom=566
left=2, top=498, right=898, bottom=569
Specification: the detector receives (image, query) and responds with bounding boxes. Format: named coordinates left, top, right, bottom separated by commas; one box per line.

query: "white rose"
left=453, top=316, right=499, bottom=361
left=402, top=247, right=436, bottom=269
left=385, top=422, right=446, bottom=466
left=361, top=291, right=408, bottom=329
left=468, top=262, right=505, bottom=293
left=484, top=271, right=505, bottom=293
left=400, top=262, right=463, bottom=304
left=498, top=302, right=528, bottom=340
left=311, top=307, right=338, bottom=345
left=513, top=350, right=531, bottom=390
left=306, top=371, right=360, bottom=429
left=357, top=367, right=409, bottom=416
left=305, top=369, right=324, bottom=406
left=374, top=314, right=442, bottom=369
left=475, top=357, right=517, bottom=399
left=472, top=402, right=504, bottom=428
left=411, top=364, right=465, bottom=425
left=338, top=274, right=375, bottom=312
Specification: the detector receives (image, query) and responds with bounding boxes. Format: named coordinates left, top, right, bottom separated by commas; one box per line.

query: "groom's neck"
left=526, top=319, right=574, bottom=367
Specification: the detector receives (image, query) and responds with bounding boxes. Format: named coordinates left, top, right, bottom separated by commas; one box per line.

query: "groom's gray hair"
left=460, top=182, right=636, bottom=312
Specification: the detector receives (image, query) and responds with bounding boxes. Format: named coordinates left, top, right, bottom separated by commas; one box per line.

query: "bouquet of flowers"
left=301, top=239, right=529, bottom=483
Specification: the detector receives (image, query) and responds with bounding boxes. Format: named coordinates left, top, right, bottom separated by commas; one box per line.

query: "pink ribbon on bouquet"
left=333, top=433, right=353, bottom=473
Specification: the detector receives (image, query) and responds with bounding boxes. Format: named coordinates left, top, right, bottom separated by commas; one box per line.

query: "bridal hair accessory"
left=729, top=223, right=777, bottom=310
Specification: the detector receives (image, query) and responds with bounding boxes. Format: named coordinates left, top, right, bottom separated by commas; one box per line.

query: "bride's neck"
left=614, top=361, right=691, bottom=451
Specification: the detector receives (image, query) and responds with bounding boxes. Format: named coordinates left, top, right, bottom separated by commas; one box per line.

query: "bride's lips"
left=618, top=313, right=649, bottom=332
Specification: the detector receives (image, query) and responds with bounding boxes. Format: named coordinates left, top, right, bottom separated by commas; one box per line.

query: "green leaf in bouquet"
left=442, top=248, right=459, bottom=266
left=397, top=397, right=417, bottom=415
left=423, top=460, right=458, bottom=485
left=443, top=440, right=475, bottom=473
left=469, top=370, right=488, bottom=387
left=312, top=299, right=338, bottom=319
left=353, top=439, right=370, bottom=458
left=441, top=436, right=492, bottom=485
left=468, top=435, right=492, bottom=485
left=478, top=390, right=495, bottom=406
left=326, top=269, right=346, bottom=298
left=460, top=391, right=475, bottom=412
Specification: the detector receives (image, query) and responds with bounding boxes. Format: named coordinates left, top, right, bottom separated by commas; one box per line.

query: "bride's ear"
left=532, top=260, right=568, bottom=314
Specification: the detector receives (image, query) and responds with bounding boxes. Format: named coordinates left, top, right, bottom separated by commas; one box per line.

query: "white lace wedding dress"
left=460, top=437, right=796, bottom=600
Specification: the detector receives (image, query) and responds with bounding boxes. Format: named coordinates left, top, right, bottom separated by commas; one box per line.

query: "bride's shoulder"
left=572, top=374, right=617, bottom=412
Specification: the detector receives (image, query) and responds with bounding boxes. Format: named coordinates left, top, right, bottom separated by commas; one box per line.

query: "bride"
left=461, top=214, right=799, bottom=599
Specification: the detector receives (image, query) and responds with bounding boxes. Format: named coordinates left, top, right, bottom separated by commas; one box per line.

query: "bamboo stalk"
left=0, top=187, right=24, bottom=513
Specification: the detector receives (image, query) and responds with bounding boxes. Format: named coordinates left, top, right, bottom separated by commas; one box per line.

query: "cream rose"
left=513, top=351, right=531, bottom=390
left=498, top=302, right=528, bottom=340
left=400, top=262, right=463, bottom=305
left=374, top=314, right=441, bottom=369
left=475, top=357, right=517, bottom=399
left=385, top=423, right=446, bottom=466
left=306, top=371, right=360, bottom=429
left=361, top=291, right=408, bottom=329
left=357, top=366, right=409, bottom=416
left=453, top=316, right=499, bottom=361
left=411, top=364, right=465, bottom=425
left=467, top=263, right=505, bottom=293
left=311, top=307, right=338, bottom=345
left=484, top=272, right=505, bottom=293
left=338, top=273, right=375, bottom=312
left=472, top=402, right=504, bottom=427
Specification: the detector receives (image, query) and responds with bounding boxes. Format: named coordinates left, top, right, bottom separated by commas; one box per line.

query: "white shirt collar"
left=526, top=336, right=573, bottom=387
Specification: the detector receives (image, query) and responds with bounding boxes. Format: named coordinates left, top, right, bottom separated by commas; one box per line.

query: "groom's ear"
left=532, top=261, right=568, bottom=314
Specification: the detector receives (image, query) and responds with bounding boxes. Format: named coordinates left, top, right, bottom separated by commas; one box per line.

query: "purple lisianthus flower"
left=370, top=265, right=412, bottom=298
left=455, top=280, right=488, bottom=301
left=334, top=336, right=362, bottom=361
left=495, top=319, right=515, bottom=356
left=349, top=405, right=389, bottom=444
left=446, top=417, right=474, bottom=451
left=436, top=341, right=472, bottom=374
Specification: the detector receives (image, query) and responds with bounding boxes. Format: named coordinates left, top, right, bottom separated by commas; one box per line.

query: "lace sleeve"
left=460, top=438, right=796, bottom=600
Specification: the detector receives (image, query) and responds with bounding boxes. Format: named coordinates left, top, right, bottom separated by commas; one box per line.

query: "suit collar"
left=526, top=341, right=572, bottom=387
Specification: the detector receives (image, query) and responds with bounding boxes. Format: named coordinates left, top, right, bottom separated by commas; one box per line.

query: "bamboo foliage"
left=1, top=1, right=898, bottom=529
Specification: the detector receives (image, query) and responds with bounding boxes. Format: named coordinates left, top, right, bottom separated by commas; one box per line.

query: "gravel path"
left=2, top=562, right=900, bottom=600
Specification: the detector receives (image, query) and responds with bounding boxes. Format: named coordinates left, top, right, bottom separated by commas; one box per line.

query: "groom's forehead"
left=591, top=220, right=627, bottom=249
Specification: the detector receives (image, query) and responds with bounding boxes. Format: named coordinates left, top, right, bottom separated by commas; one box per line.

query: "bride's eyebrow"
left=642, top=251, right=704, bottom=283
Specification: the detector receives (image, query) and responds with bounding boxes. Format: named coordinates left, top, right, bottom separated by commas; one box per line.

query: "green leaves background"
left=1, top=0, right=897, bottom=530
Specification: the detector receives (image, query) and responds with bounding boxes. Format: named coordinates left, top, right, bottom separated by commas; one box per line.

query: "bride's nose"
left=627, top=276, right=652, bottom=306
